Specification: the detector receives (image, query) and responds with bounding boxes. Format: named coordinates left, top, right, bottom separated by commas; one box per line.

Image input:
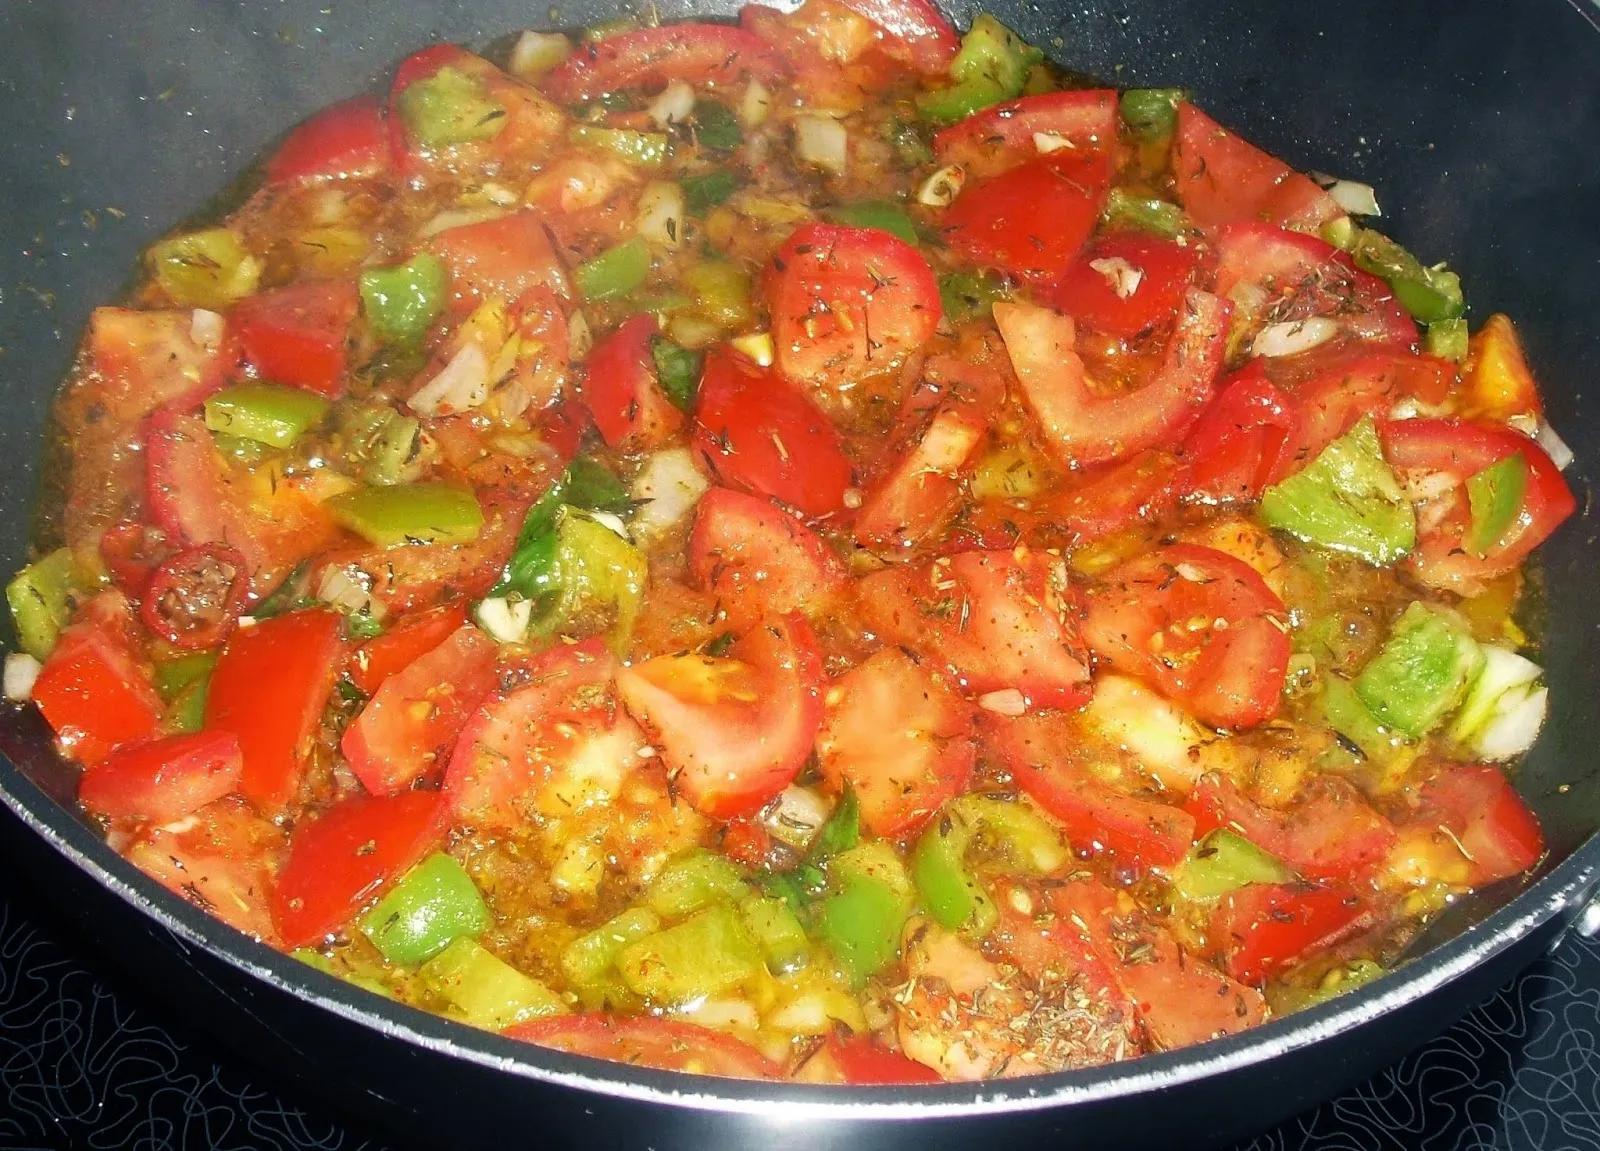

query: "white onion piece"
left=509, top=31, right=572, bottom=78
left=763, top=784, right=833, bottom=850
left=316, top=564, right=386, bottom=622
left=407, top=342, right=491, bottom=415
left=730, top=330, right=774, bottom=367
left=649, top=80, right=696, bottom=129
left=1032, top=131, right=1074, bottom=155
left=917, top=164, right=965, bottom=207
left=740, top=78, right=772, bottom=127
left=794, top=114, right=848, bottom=172
left=1473, top=686, right=1549, bottom=761
left=1252, top=317, right=1339, bottom=358
left=635, top=181, right=685, bottom=249
left=4, top=653, right=41, bottom=702
left=630, top=446, right=711, bottom=539
left=667, top=312, right=723, bottom=350
left=978, top=688, right=1027, bottom=716
left=1326, top=179, right=1381, bottom=217
left=1089, top=256, right=1143, bottom=300
left=1538, top=421, right=1575, bottom=471
left=474, top=596, right=533, bottom=645
left=583, top=509, right=633, bottom=542
left=567, top=309, right=594, bottom=361
left=672, top=996, right=761, bottom=1032
left=417, top=205, right=511, bottom=240
left=189, top=309, right=225, bottom=350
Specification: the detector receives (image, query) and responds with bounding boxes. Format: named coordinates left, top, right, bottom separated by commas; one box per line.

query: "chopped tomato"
left=815, top=647, right=975, bottom=837
left=125, top=796, right=285, bottom=942
left=616, top=614, right=825, bottom=819
left=719, top=814, right=779, bottom=871
left=536, top=400, right=593, bottom=465
left=86, top=307, right=226, bottom=423
left=578, top=313, right=684, bottom=452
left=692, top=348, right=853, bottom=518
left=1082, top=543, right=1290, bottom=729
left=79, top=730, right=244, bottom=824
left=505, top=1014, right=780, bottom=1078
left=204, top=609, right=344, bottom=812
left=853, top=404, right=987, bottom=552
left=1180, top=363, right=1297, bottom=504
left=1461, top=314, right=1542, bottom=422
left=271, top=789, right=447, bottom=948
left=1049, top=232, right=1203, bottom=339
left=688, top=487, right=847, bottom=630
left=1412, top=762, right=1545, bottom=884
left=858, top=549, right=1092, bottom=711
left=834, top=0, right=957, bottom=73
left=1186, top=773, right=1397, bottom=880
left=807, top=1030, right=945, bottom=1084
left=739, top=2, right=891, bottom=109
left=1042, top=449, right=1185, bottom=543
left=1170, top=103, right=1342, bottom=232
left=139, top=544, right=249, bottom=650
left=933, top=90, right=1119, bottom=174
left=1379, top=417, right=1576, bottom=593
left=1211, top=883, right=1373, bottom=984
left=346, top=603, right=468, bottom=695
left=540, top=24, right=788, bottom=102
left=983, top=710, right=1196, bottom=868
left=768, top=223, right=941, bottom=400
left=942, top=154, right=1110, bottom=284
left=342, top=625, right=499, bottom=795
left=33, top=601, right=162, bottom=766
left=427, top=210, right=569, bottom=313
left=389, top=46, right=565, bottom=177
left=230, top=279, right=359, bottom=398
left=98, top=522, right=169, bottom=599
left=265, top=95, right=391, bottom=185
left=995, top=288, right=1230, bottom=469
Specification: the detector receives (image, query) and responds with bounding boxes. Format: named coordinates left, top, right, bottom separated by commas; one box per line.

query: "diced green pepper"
left=338, top=405, right=425, bottom=487
left=7, top=548, right=76, bottom=660
left=523, top=508, right=648, bottom=648
left=204, top=383, right=330, bottom=449
left=251, top=561, right=315, bottom=621
left=1119, top=88, right=1184, bottom=139
left=1260, top=415, right=1416, bottom=566
left=971, top=444, right=1048, bottom=500
left=938, top=268, right=1011, bottom=323
left=154, top=651, right=218, bottom=701
left=646, top=849, right=749, bottom=918
left=1347, top=228, right=1464, bottom=324
left=1267, top=958, right=1384, bottom=1015
left=1101, top=188, right=1191, bottom=238
left=616, top=903, right=762, bottom=1002
left=651, top=338, right=702, bottom=412
left=1172, top=830, right=1293, bottom=902
left=290, top=948, right=394, bottom=998
left=911, top=794, right=1066, bottom=937
left=162, top=675, right=212, bottom=734
left=1465, top=454, right=1529, bottom=557
left=325, top=482, right=484, bottom=547
left=568, top=124, right=670, bottom=167
left=681, top=259, right=753, bottom=329
left=146, top=227, right=261, bottom=310
left=816, top=841, right=915, bottom=988
left=1424, top=317, right=1469, bottom=362
left=916, top=15, right=1043, bottom=125
left=360, top=852, right=492, bottom=966
left=824, top=200, right=919, bottom=246
left=1321, top=216, right=1359, bottom=252
left=419, top=936, right=567, bottom=1029
left=682, top=169, right=741, bottom=215
left=398, top=66, right=507, bottom=148
left=213, top=433, right=271, bottom=465
left=692, top=100, right=743, bottom=152
left=561, top=906, right=663, bottom=991
left=739, top=894, right=810, bottom=974
left=575, top=237, right=652, bottom=301
left=887, top=119, right=935, bottom=167
left=359, top=253, right=447, bottom=346
left=1354, top=602, right=1484, bottom=739
left=498, top=458, right=630, bottom=600
left=1319, top=673, right=1409, bottom=763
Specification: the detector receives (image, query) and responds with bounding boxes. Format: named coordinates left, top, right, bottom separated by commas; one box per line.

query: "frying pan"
left=0, top=1, right=1597, bottom=1147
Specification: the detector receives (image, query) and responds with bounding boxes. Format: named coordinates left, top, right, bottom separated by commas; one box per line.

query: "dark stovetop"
left=3, top=875, right=1599, bottom=1151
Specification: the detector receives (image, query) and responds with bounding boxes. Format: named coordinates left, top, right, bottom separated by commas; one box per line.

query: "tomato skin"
left=616, top=614, right=825, bottom=819
left=1180, top=364, right=1297, bottom=504
left=86, top=307, right=226, bottom=422
left=768, top=223, right=941, bottom=400
left=1210, top=883, right=1372, bottom=984
left=1082, top=543, right=1290, bottom=729
left=342, top=625, right=500, bottom=796
left=32, top=604, right=163, bottom=766
left=346, top=604, right=468, bottom=695
left=139, top=544, right=249, bottom=651
left=942, top=154, right=1110, bottom=284
left=853, top=404, right=987, bottom=552
left=1413, top=762, right=1544, bottom=884
left=858, top=549, right=1092, bottom=711
left=540, top=24, right=788, bottom=102
left=812, top=1031, right=945, bottom=1084
left=693, top=349, right=854, bottom=518
left=204, top=610, right=344, bottom=812
left=79, top=730, right=244, bottom=824
left=1379, top=417, right=1576, bottom=593
left=579, top=314, right=684, bottom=452
left=1050, top=233, right=1203, bottom=339
left=834, top=0, right=958, bottom=73
left=933, top=89, right=1119, bottom=172
left=266, top=96, right=390, bottom=185
left=271, top=789, right=447, bottom=949
left=125, top=796, right=285, bottom=942
left=505, top=1014, right=780, bottom=1078
left=230, top=279, right=359, bottom=398
left=1186, top=773, right=1397, bottom=880
left=1043, top=449, right=1186, bottom=544
left=688, top=487, right=847, bottom=631
left=427, top=210, right=569, bottom=313
left=995, top=288, right=1230, bottom=469
left=1171, top=103, right=1342, bottom=231
left=815, top=647, right=975, bottom=837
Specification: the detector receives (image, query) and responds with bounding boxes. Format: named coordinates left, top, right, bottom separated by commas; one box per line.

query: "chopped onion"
left=978, top=688, right=1027, bottom=716
left=635, top=181, right=685, bottom=249
left=1312, top=172, right=1382, bottom=217
left=568, top=309, right=594, bottom=360
left=417, top=205, right=510, bottom=240
left=474, top=595, right=532, bottom=645
left=763, top=784, right=833, bottom=850
left=730, top=330, right=775, bottom=367
left=793, top=114, right=847, bottom=173
left=917, top=164, right=965, bottom=208
left=1032, top=131, right=1075, bottom=155
left=1537, top=421, right=1575, bottom=471
left=480, top=181, right=520, bottom=207
left=740, top=78, right=772, bottom=127
left=648, top=80, right=695, bottom=129
left=583, top=508, right=633, bottom=542
left=315, top=564, right=386, bottom=623
left=667, top=312, right=723, bottom=349
left=189, top=308, right=225, bottom=350
left=1089, top=256, right=1143, bottom=300
left=1449, top=644, right=1547, bottom=761
left=509, top=30, right=572, bottom=79
left=1252, top=317, right=1339, bottom=358
left=1474, top=686, right=1548, bottom=760
left=630, top=446, right=711, bottom=539
left=407, top=342, right=491, bottom=416
left=4, top=653, right=41, bottom=702
left=672, top=995, right=761, bottom=1031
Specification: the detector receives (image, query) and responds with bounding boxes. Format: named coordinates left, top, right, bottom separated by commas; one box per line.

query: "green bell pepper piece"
left=1320, top=673, right=1409, bottom=763
left=681, top=259, right=753, bottom=330
left=1424, top=316, right=1469, bottom=362
left=575, top=236, right=652, bottom=301
left=338, top=405, right=425, bottom=487
left=204, top=383, right=330, bottom=449
left=816, top=841, right=914, bottom=988
left=1119, top=88, right=1185, bottom=139
left=1354, top=602, right=1484, bottom=739
left=290, top=948, right=394, bottom=998
left=7, top=548, right=77, bottom=660
left=1102, top=188, right=1191, bottom=238
left=761, top=785, right=862, bottom=909
left=692, top=100, right=743, bottom=152
left=154, top=652, right=218, bottom=701
left=498, top=458, right=630, bottom=599
left=359, top=253, right=447, bottom=346
left=682, top=169, right=740, bottom=215
left=916, top=15, right=1042, bottom=125
left=420, top=937, right=567, bottom=1029
left=162, top=674, right=212, bottom=735
left=1267, top=958, right=1384, bottom=1015
left=739, top=894, right=810, bottom=974
left=650, top=338, right=702, bottom=412
left=1347, top=228, right=1464, bottom=324
left=911, top=794, right=1066, bottom=936
left=568, top=124, right=669, bottom=167
left=646, top=849, right=749, bottom=918
left=1172, top=830, right=1292, bottom=902
left=561, top=906, right=663, bottom=991
left=938, top=269, right=1011, bottom=324
left=520, top=508, right=647, bottom=648
left=616, top=903, right=762, bottom=1002
left=824, top=200, right=919, bottom=246
left=360, top=852, right=492, bottom=966
left=1465, top=454, right=1529, bottom=557
left=146, top=227, right=261, bottom=310
left=398, top=66, right=507, bottom=148
left=887, top=119, right=935, bottom=166
left=1260, top=415, right=1416, bottom=566
left=325, top=482, right=484, bottom=547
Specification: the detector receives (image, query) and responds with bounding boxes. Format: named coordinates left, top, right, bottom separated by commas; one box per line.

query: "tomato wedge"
left=1170, top=103, right=1342, bottom=232
left=79, top=730, right=244, bottom=825
left=271, top=789, right=447, bottom=948
left=139, top=544, right=249, bottom=651
left=815, top=647, right=975, bottom=837
left=32, top=600, right=162, bottom=766
left=265, top=95, right=390, bottom=185
left=692, top=348, right=853, bottom=518
left=835, top=0, right=958, bottom=73
left=983, top=711, right=1196, bottom=868
left=858, top=549, right=1092, bottom=711
left=1379, top=417, right=1575, bottom=593
left=1041, top=449, right=1185, bottom=544
left=933, top=90, right=1119, bottom=174
left=616, top=614, right=824, bottom=819
left=579, top=313, right=685, bottom=452
left=768, top=223, right=941, bottom=402
left=428, top=210, right=569, bottom=313
left=205, top=609, right=344, bottom=812
left=230, top=279, right=359, bottom=398
left=125, top=796, right=285, bottom=942
left=1180, top=363, right=1298, bottom=504
left=540, top=24, right=788, bottom=102
left=1411, top=762, right=1545, bottom=884
left=342, top=625, right=500, bottom=796
left=1186, top=773, right=1397, bottom=880
left=86, top=307, right=226, bottom=423
left=1049, top=232, right=1204, bottom=340
left=1082, top=543, right=1290, bottom=729
left=346, top=603, right=468, bottom=695
left=389, top=46, right=564, bottom=177
left=853, top=403, right=987, bottom=552
left=505, top=1014, right=780, bottom=1078
left=942, top=154, right=1110, bottom=284
left=995, top=288, right=1230, bottom=469
left=1210, top=883, right=1373, bottom=984
left=688, top=487, right=847, bottom=631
